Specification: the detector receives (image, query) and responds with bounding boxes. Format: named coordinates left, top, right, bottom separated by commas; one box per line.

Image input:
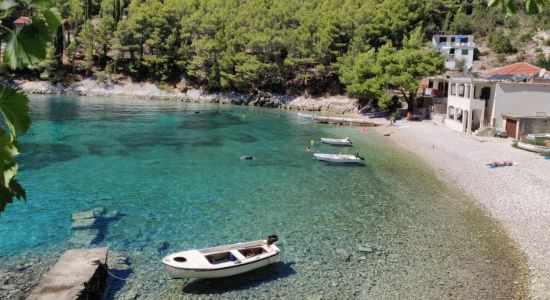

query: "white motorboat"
left=162, top=235, right=280, bottom=279
left=297, top=113, right=315, bottom=119
left=313, top=153, right=364, bottom=163
left=320, top=137, right=352, bottom=146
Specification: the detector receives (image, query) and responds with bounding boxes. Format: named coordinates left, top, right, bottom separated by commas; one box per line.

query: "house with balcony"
left=445, top=62, right=550, bottom=138
left=432, top=33, right=475, bottom=70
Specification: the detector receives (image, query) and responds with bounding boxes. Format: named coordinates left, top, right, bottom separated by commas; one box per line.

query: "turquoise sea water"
left=0, top=95, right=526, bottom=299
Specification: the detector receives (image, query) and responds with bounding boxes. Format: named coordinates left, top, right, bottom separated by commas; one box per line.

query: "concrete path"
left=28, top=247, right=108, bottom=300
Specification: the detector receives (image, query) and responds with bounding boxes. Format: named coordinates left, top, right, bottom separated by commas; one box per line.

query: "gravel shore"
left=378, top=120, right=550, bottom=299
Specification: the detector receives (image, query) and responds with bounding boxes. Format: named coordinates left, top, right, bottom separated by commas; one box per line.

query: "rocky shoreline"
left=14, top=79, right=359, bottom=114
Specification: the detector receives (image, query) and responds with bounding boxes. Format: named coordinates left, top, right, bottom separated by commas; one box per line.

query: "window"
left=428, top=80, right=434, bottom=88
left=439, top=37, right=447, bottom=43
left=480, top=87, right=491, bottom=100
left=461, top=49, right=469, bottom=56
left=458, top=84, right=465, bottom=97
left=451, top=37, right=456, bottom=43
left=451, top=84, right=456, bottom=96
left=456, top=108, right=463, bottom=122
left=448, top=106, right=455, bottom=119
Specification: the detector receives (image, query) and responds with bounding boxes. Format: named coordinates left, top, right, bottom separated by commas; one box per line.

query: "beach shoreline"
left=13, top=79, right=360, bottom=114
left=376, top=120, right=550, bottom=299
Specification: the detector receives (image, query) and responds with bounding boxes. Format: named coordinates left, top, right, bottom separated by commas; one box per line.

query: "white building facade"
left=432, top=34, right=475, bottom=70
left=445, top=78, right=550, bottom=138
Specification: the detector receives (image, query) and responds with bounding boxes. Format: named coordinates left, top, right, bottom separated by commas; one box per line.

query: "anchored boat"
left=320, top=137, right=352, bottom=146
left=313, top=153, right=364, bottom=163
left=297, top=113, right=315, bottom=119
left=162, top=235, right=280, bottom=279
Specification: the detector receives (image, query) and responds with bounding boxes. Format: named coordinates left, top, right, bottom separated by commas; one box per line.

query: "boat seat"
left=231, top=250, right=246, bottom=260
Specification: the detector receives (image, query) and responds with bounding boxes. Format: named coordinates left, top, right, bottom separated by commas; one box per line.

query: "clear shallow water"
left=0, top=95, right=527, bottom=299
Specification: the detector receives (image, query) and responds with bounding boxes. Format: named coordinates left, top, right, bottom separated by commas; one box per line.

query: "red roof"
left=14, top=17, right=31, bottom=24
left=482, top=62, right=548, bottom=77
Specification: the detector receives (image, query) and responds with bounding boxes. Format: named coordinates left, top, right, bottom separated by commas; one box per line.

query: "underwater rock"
left=335, top=249, right=351, bottom=262
left=69, top=229, right=100, bottom=247
left=71, top=218, right=96, bottom=230
left=358, top=244, right=373, bottom=253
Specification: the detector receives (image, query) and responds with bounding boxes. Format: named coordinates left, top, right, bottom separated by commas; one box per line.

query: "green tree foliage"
left=78, top=20, right=95, bottom=73
left=339, top=28, right=444, bottom=110
left=534, top=52, right=550, bottom=69
left=488, top=32, right=517, bottom=54
left=488, top=0, right=548, bottom=15
left=0, top=0, right=60, bottom=213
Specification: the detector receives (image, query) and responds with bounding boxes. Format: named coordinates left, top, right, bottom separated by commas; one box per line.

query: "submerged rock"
left=335, top=249, right=351, bottom=262
left=358, top=244, right=373, bottom=253
left=69, top=228, right=100, bottom=247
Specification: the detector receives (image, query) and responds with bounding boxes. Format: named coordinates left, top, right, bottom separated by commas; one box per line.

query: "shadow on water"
left=189, top=137, right=223, bottom=148
left=82, top=141, right=105, bottom=156
left=178, top=111, right=246, bottom=131
left=102, top=267, right=133, bottom=300
left=180, top=261, right=295, bottom=295
left=229, top=134, right=257, bottom=144
left=46, top=98, right=80, bottom=122
left=116, top=132, right=187, bottom=150
left=18, top=143, right=80, bottom=171
left=91, top=213, right=125, bottom=245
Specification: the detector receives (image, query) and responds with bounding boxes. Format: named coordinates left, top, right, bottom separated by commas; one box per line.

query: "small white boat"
left=162, top=235, right=280, bottom=279
left=297, top=113, right=315, bottom=119
left=517, top=141, right=550, bottom=153
left=320, top=137, right=352, bottom=146
left=313, top=153, right=364, bottom=163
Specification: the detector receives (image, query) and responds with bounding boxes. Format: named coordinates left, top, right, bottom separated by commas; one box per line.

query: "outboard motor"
left=267, top=234, right=278, bottom=245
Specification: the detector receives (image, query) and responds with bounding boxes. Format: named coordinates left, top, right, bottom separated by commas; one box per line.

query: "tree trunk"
left=406, top=92, right=416, bottom=112
left=54, top=27, right=64, bottom=66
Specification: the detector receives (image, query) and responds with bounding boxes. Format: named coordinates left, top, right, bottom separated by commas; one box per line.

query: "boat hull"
left=320, top=138, right=352, bottom=146
left=313, top=153, right=362, bottom=163
left=163, top=252, right=280, bottom=279
left=297, top=113, right=314, bottom=119
left=517, top=141, right=550, bottom=153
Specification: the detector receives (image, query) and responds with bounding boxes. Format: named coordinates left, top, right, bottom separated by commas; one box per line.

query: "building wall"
left=432, top=34, right=475, bottom=70
left=493, top=83, right=550, bottom=129
left=519, top=118, right=550, bottom=137
left=472, top=82, right=496, bottom=125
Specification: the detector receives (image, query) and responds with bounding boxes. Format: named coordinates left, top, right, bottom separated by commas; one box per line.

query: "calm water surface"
left=0, top=95, right=526, bottom=299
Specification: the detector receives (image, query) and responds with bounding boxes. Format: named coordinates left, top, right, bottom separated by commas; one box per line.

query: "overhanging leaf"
left=0, top=0, right=17, bottom=10
left=3, top=18, right=49, bottom=69
left=43, top=7, right=61, bottom=36
left=0, top=86, right=31, bottom=138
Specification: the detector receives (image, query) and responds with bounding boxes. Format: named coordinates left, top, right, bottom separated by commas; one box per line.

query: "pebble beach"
left=379, top=120, right=550, bottom=299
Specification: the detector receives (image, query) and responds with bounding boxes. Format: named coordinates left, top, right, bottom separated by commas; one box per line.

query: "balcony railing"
left=433, top=41, right=475, bottom=47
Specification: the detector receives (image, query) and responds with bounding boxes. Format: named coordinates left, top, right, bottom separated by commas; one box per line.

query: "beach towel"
left=486, top=161, right=517, bottom=168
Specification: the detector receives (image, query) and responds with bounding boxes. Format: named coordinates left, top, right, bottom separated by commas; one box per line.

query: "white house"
left=445, top=63, right=550, bottom=139
left=432, top=33, right=475, bottom=70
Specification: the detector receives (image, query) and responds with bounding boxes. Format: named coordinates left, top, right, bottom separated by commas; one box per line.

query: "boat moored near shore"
left=162, top=235, right=280, bottom=279
left=313, top=153, right=364, bottom=163
left=320, top=137, right=352, bottom=146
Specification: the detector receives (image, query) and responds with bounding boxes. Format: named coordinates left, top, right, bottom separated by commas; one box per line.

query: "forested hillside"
left=3, top=0, right=550, bottom=103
